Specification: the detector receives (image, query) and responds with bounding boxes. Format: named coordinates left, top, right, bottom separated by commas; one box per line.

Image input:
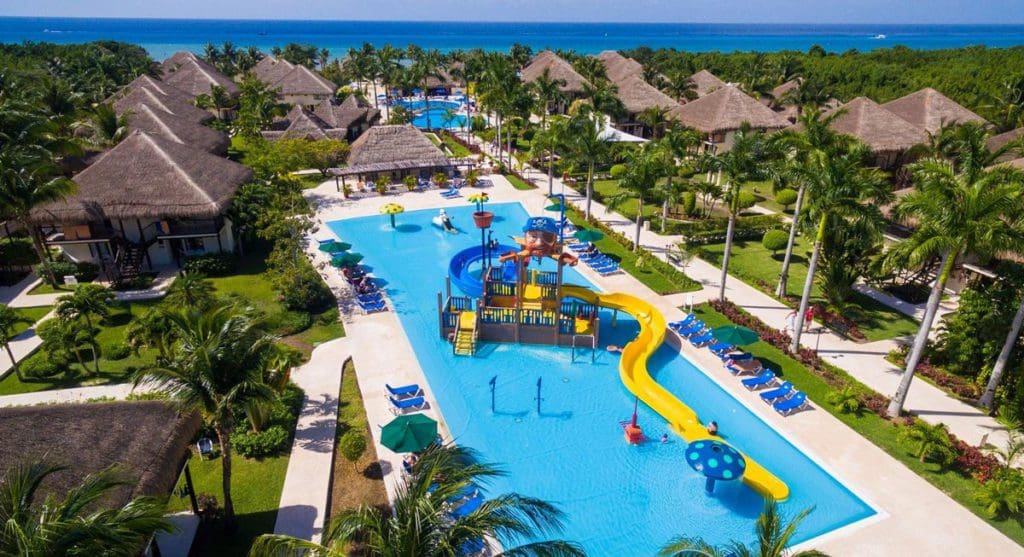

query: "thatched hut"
left=268, top=64, right=337, bottom=108
left=424, top=62, right=465, bottom=95
left=32, top=131, right=251, bottom=279
left=810, top=96, right=928, bottom=169
left=313, top=95, right=380, bottom=141
left=596, top=50, right=644, bottom=83
left=126, top=103, right=229, bottom=154
left=669, top=84, right=789, bottom=151
left=332, top=124, right=450, bottom=186
left=689, top=70, right=728, bottom=98
left=262, top=105, right=347, bottom=142
left=110, top=80, right=214, bottom=125
left=521, top=51, right=590, bottom=113
left=611, top=74, right=680, bottom=137
left=987, top=127, right=1024, bottom=162
left=882, top=87, right=988, bottom=134
left=770, top=79, right=801, bottom=105
left=160, top=52, right=239, bottom=98
left=252, top=56, right=296, bottom=86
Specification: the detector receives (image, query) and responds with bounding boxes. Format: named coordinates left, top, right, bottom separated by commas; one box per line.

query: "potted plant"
left=375, top=181, right=388, bottom=195
left=466, top=169, right=480, bottom=188
left=433, top=171, right=448, bottom=189
left=468, top=193, right=492, bottom=228
left=403, top=175, right=417, bottom=192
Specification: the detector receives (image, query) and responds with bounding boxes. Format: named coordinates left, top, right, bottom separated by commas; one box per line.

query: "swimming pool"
left=328, top=203, right=874, bottom=554
left=396, top=98, right=461, bottom=111
left=412, top=108, right=467, bottom=130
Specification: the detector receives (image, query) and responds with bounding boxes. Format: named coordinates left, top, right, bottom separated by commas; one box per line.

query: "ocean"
left=1, top=18, right=1023, bottom=60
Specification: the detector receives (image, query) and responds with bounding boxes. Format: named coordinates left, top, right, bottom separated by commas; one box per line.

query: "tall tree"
left=0, top=303, right=26, bottom=381
left=87, top=102, right=128, bottom=147
left=530, top=115, right=569, bottom=196
left=529, top=68, right=566, bottom=129
left=654, top=125, right=702, bottom=232
left=133, top=304, right=278, bottom=530
left=566, top=110, right=612, bottom=220
left=787, top=144, right=891, bottom=352
left=885, top=160, right=1024, bottom=417
left=607, top=143, right=661, bottom=251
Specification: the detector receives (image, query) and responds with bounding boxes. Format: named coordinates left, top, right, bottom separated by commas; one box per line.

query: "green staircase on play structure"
left=454, top=311, right=477, bottom=356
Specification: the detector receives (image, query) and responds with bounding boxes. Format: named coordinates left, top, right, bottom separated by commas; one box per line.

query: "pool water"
left=397, top=98, right=462, bottom=111
left=396, top=99, right=468, bottom=129
left=328, top=203, right=874, bottom=554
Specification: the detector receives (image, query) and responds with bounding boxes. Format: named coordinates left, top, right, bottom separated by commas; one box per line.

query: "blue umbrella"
left=685, top=439, right=746, bottom=494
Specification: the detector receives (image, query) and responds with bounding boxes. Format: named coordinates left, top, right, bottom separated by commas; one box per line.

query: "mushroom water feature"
left=685, top=439, right=747, bottom=494
left=380, top=203, right=405, bottom=229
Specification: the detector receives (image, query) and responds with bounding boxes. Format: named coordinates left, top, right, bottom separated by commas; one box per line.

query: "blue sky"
left=3, top=0, right=1023, bottom=24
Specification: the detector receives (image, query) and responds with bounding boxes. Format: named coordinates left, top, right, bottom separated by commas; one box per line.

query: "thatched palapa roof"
left=314, top=95, right=379, bottom=130
left=335, top=124, right=448, bottom=176
left=596, top=51, right=644, bottom=83
left=270, top=65, right=336, bottom=97
left=160, top=53, right=239, bottom=98
left=669, top=84, right=789, bottom=134
left=252, top=56, right=296, bottom=85
left=0, top=401, right=200, bottom=508
left=425, top=62, right=465, bottom=89
left=987, top=128, right=1024, bottom=162
left=882, top=87, right=988, bottom=134
left=521, top=51, right=590, bottom=94
left=262, top=105, right=346, bottom=142
left=111, top=85, right=213, bottom=126
left=125, top=103, right=229, bottom=154
left=615, top=74, right=680, bottom=115
left=816, top=96, right=928, bottom=153
left=689, top=70, right=728, bottom=97
left=769, top=79, right=800, bottom=105
left=33, top=131, right=252, bottom=223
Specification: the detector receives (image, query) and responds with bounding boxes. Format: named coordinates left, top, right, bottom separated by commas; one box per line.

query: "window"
left=183, top=237, right=206, bottom=254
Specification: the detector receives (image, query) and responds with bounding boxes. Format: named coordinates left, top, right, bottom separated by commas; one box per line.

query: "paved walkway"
left=273, top=337, right=350, bottom=543
left=0, top=382, right=148, bottom=407
left=305, top=175, right=1022, bottom=554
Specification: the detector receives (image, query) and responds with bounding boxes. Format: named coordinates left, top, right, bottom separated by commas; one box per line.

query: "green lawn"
left=440, top=134, right=471, bottom=157
left=504, top=174, right=536, bottom=190
left=740, top=180, right=792, bottom=214
left=591, top=179, right=663, bottom=220
left=28, top=281, right=82, bottom=295
left=699, top=237, right=920, bottom=342
left=424, top=132, right=442, bottom=147
left=331, top=360, right=388, bottom=514
left=167, top=448, right=290, bottom=556
left=10, top=306, right=51, bottom=336
left=694, top=304, right=1024, bottom=547
left=295, top=173, right=328, bottom=190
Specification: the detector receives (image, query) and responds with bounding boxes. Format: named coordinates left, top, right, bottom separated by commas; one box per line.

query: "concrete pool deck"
left=304, top=178, right=1023, bottom=555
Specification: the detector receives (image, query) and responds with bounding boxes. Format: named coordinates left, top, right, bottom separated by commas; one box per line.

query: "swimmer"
left=606, top=345, right=623, bottom=354
left=707, top=421, right=718, bottom=435
left=660, top=433, right=668, bottom=443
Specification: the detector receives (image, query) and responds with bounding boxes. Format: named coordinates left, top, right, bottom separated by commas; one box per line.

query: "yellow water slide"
left=561, top=285, right=789, bottom=500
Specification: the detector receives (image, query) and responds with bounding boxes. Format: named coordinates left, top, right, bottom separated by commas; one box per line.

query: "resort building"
left=332, top=124, right=450, bottom=186
left=252, top=55, right=297, bottom=85
left=110, top=76, right=215, bottom=125
left=424, top=61, right=465, bottom=96
left=262, top=105, right=347, bottom=142
left=266, top=62, right=338, bottom=108
left=159, top=51, right=239, bottom=99
left=688, top=69, right=728, bottom=98
left=125, top=103, right=230, bottom=154
left=813, top=96, right=928, bottom=170
left=520, top=51, right=591, bottom=114
left=31, top=131, right=251, bottom=282
left=669, top=84, right=789, bottom=151
left=596, top=50, right=644, bottom=83
left=881, top=87, right=988, bottom=134
left=596, top=51, right=680, bottom=137
left=313, top=95, right=381, bottom=141
left=0, top=401, right=200, bottom=556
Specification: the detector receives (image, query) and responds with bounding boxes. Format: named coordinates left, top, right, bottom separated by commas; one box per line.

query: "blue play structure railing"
left=448, top=244, right=519, bottom=298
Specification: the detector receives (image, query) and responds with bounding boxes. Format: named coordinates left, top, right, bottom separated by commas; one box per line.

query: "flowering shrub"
left=951, top=435, right=1001, bottom=483
left=916, top=358, right=982, bottom=399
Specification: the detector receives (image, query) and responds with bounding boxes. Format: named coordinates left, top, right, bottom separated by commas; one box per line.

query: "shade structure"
left=331, top=252, right=364, bottom=267
left=380, top=203, right=405, bottom=228
left=573, top=229, right=605, bottom=243
left=467, top=193, right=489, bottom=204
left=685, top=439, right=746, bottom=494
left=381, top=413, right=438, bottom=453
left=710, top=325, right=759, bottom=346
left=318, top=240, right=351, bottom=253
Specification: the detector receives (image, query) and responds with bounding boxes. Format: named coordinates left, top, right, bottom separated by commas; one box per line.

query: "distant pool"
left=328, top=203, right=874, bottom=554
left=396, top=99, right=466, bottom=129
left=396, top=99, right=461, bottom=111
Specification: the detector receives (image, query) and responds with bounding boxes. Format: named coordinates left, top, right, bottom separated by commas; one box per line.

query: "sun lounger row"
left=386, top=382, right=428, bottom=415
left=568, top=243, right=622, bottom=276
left=668, top=313, right=812, bottom=416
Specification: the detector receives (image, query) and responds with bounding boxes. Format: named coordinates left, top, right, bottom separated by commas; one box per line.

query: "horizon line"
left=2, top=15, right=1023, bottom=26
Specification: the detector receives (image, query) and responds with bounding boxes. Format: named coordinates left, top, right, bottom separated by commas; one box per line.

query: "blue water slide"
left=448, top=244, right=519, bottom=298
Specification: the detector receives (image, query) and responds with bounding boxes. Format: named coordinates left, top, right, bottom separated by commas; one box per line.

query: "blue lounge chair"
left=388, top=395, right=426, bottom=415
left=596, top=264, right=622, bottom=276
left=668, top=315, right=696, bottom=330
left=708, top=342, right=735, bottom=354
left=440, top=187, right=460, bottom=198
left=759, top=381, right=794, bottom=403
left=567, top=242, right=591, bottom=253
left=358, top=291, right=383, bottom=302
left=445, top=485, right=478, bottom=504
left=449, top=493, right=484, bottom=519
left=580, top=252, right=607, bottom=263
left=774, top=391, right=810, bottom=416
left=726, top=358, right=762, bottom=375
left=741, top=370, right=777, bottom=390
left=589, top=257, right=617, bottom=269
left=677, top=321, right=706, bottom=337
left=386, top=383, right=422, bottom=398
left=718, top=350, right=753, bottom=362
left=359, top=299, right=387, bottom=313
left=688, top=332, right=714, bottom=346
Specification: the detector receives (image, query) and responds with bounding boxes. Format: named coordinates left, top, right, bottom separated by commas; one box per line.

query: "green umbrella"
left=711, top=325, right=759, bottom=346
left=544, top=203, right=564, bottom=212
left=381, top=413, right=438, bottom=453
left=573, top=229, right=605, bottom=243
left=318, top=240, right=352, bottom=253
left=331, top=252, right=364, bottom=268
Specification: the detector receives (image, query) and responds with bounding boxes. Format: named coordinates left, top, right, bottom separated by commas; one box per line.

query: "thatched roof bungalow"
left=333, top=124, right=450, bottom=184
left=33, top=131, right=251, bottom=276
left=262, top=105, right=346, bottom=142
left=252, top=56, right=296, bottom=85
left=669, top=84, right=789, bottom=150
left=521, top=51, right=590, bottom=113
left=110, top=80, right=214, bottom=125
left=689, top=70, right=728, bottom=98
left=0, top=401, right=200, bottom=536
left=126, top=103, right=229, bottom=154
left=160, top=52, right=239, bottom=98
left=987, top=128, right=1024, bottom=162
left=810, top=96, right=928, bottom=169
left=611, top=75, right=680, bottom=137
left=424, top=61, right=465, bottom=95
left=882, top=87, right=988, bottom=134
left=596, top=50, right=644, bottom=83
left=269, top=65, right=337, bottom=107
left=314, top=95, right=380, bottom=141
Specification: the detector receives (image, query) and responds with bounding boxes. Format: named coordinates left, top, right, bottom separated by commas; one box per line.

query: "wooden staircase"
left=453, top=311, right=477, bottom=356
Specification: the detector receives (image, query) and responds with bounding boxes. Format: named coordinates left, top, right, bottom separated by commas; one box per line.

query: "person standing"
left=804, top=306, right=815, bottom=333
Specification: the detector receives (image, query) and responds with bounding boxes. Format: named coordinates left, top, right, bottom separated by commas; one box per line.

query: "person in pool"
left=707, top=421, right=719, bottom=435
left=606, top=345, right=623, bottom=354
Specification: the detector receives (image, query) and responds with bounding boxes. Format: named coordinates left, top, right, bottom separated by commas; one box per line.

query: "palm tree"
left=787, top=143, right=891, bottom=352
left=987, top=76, right=1024, bottom=132
left=980, top=294, right=1024, bottom=409
left=770, top=108, right=854, bottom=297
left=87, top=102, right=128, bottom=147
left=126, top=307, right=175, bottom=361
left=376, top=44, right=402, bottom=115
left=637, top=106, right=672, bottom=139
left=700, top=124, right=776, bottom=301
left=608, top=144, right=661, bottom=251
left=55, top=283, right=113, bottom=333
left=530, top=68, right=566, bottom=129
left=477, top=53, right=517, bottom=167
left=529, top=115, right=569, bottom=196
left=579, top=80, right=626, bottom=121
left=899, top=420, right=956, bottom=464
left=0, top=303, right=26, bottom=381
left=885, top=160, right=1024, bottom=418
left=194, top=84, right=236, bottom=121
left=566, top=110, right=612, bottom=220
left=654, top=125, right=701, bottom=232
left=249, top=445, right=585, bottom=557
left=133, top=304, right=277, bottom=530
left=663, top=70, right=699, bottom=102
left=661, top=498, right=827, bottom=557
left=0, top=462, right=173, bottom=555
left=779, top=78, right=833, bottom=116
left=165, top=271, right=216, bottom=309
left=412, top=49, right=445, bottom=130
